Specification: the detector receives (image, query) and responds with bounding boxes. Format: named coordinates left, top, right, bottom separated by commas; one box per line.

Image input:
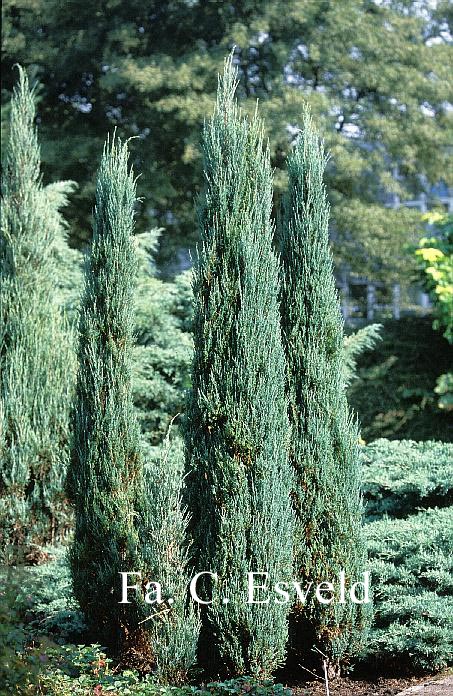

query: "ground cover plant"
left=364, top=506, right=453, bottom=673
left=361, top=439, right=453, bottom=519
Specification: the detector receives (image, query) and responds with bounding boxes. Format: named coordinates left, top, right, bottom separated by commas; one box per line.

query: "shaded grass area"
left=348, top=318, right=453, bottom=442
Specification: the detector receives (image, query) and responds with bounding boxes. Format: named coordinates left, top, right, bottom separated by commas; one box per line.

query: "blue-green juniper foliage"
left=67, top=135, right=198, bottom=680
left=184, top=55, right=293, bottom=678
left=67, top=135, right=151, bottom=664
left=0, top=66, right=75, bottom=558
left=279, top=109, right=371, bottom=668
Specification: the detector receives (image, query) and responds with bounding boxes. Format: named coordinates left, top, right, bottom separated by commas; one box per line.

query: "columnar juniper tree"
left=279, top=110, right=370, bottom=671
left=67, top=136, right=149, bottom=664
left=67, top=136, right=198, bottom=679
left=185, top=56, right=293, bottom=677
left=0, top=66, right=75, bottom=558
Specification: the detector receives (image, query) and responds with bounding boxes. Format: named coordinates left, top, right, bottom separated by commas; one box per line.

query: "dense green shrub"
left=348, top=318, right=453, bottom=442
left=185, top=56, right=293, bottom=677
left=364, top=506, right=453, bottom=672
left=279, top=109, right=370, bottom=668
left=0, top=66, right=76, bottom=560
left=361, top=439, right=453, bottom=519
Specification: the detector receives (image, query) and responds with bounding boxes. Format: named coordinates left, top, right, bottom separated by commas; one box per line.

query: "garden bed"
left=290, top=672, right=452, bottom=696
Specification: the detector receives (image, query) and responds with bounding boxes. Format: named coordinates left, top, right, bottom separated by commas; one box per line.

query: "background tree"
left=67, top=136, right=198, bottom=678
left=0, top=66, right=75, bottom=560
left=2, top=0, right=451, bottom=279
left=184, top=56, right=293, bottom=678
left=132, top=230, right=193, bottom=451
left=279, top=110, right=370, bottom=670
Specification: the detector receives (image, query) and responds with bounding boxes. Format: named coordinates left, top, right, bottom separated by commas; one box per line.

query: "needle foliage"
left=67, top=136, right=198, bottom=680
left=185, top=56, right=293, bottom=678
left=0, top=66, right=75, bottom=560
left=279, top=110, right=371, bottom=670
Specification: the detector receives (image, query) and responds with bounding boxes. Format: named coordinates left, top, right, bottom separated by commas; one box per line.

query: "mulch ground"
left=288, top=675, right=440, bottom=696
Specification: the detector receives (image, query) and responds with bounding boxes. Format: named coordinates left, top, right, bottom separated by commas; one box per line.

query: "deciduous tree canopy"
left=2, top=0, right=452, bottom=278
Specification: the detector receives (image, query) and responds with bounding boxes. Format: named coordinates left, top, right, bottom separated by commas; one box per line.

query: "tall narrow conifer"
left=67, top=136, right=147, bottom=661
left=185, top=56, right=293, bottom=677
left=68, top=136, right=198, bottom=679
left=279, top=110, right=371, bottom=670
left=0, top=67, right=75, bottom=558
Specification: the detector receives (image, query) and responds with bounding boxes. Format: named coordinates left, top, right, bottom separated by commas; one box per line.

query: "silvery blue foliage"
left=185, top=55, right=293, bottom=677
left=279, top=109, right=371, bottom=668
left=0, top=66, right=76, bottom=558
